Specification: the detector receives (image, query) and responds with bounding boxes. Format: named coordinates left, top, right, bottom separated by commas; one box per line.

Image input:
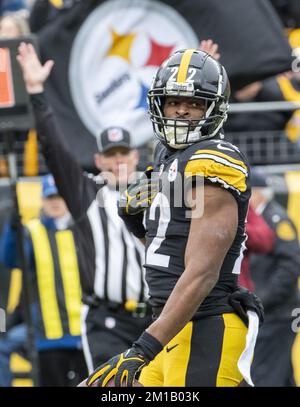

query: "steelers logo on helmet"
left=147, top=49, right=230, bottom=149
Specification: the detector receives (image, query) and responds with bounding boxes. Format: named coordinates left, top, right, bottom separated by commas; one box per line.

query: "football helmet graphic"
left=148, top=49, right=230, bottom=149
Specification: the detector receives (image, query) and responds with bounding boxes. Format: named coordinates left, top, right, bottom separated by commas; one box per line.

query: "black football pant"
left=39, top=348, right=88, bottom=387
left=81, top=303, right=152, bottom=373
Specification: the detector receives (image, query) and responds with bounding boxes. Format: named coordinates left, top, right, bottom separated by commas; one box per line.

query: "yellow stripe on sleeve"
left=194, top=149, right=248, bottom=172
left=185, top=158, right=247, bottom=193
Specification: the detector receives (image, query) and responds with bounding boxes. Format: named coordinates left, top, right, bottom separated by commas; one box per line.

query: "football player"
left=85, top=49, right=264, bottom=387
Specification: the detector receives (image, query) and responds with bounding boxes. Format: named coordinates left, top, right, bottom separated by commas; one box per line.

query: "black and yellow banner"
left=33, top=0, right=292, bottom=168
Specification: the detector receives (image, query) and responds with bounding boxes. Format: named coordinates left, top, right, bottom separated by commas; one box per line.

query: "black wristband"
left=30, top=92, right=49, bottom=111
left=133, top=331, right=163, bottom=362
left=118, top=208, right=146, bottom=239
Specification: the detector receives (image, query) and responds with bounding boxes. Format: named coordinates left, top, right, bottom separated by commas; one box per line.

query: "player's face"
left=95, top=147, right=139, bottom=186
left=43, top=195, right=69, bottom=219
left=163, top=96, right=206, bottom=121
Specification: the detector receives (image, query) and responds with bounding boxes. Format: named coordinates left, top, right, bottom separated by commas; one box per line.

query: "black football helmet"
left=147, top=49, right=230, bottom=149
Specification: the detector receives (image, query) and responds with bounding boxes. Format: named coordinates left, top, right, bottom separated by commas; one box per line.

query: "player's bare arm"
left=145, top=184, right=238, bottom=345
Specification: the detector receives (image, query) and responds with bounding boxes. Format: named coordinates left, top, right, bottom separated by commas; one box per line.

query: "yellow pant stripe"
left=216, top=313, right=247, bottom=387
left=139, top=322, right=193, bottom=386
left=177, top=49, right=196, bottom=83
left=56, top=230, right=82, bottom=336
left=27, top=220, right=63, bottom=339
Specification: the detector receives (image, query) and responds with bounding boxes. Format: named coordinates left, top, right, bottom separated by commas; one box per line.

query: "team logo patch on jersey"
left=168, top=158, right=178, bottom=182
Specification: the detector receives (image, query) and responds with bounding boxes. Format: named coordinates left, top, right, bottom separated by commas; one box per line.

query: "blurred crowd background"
left=1, top=0, right=300, bottom=387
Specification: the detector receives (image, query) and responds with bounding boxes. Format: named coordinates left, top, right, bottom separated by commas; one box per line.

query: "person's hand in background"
left=16, top=42, right=54, bottom=94
left=199, top=39, right=220, bottom=60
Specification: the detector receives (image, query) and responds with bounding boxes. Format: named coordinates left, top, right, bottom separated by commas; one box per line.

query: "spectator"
left=239, top=202, right=275, bottom=292
left=225, top=76, right=294, bottom=133
left=29, top=0, right=81, bottom=33
left=0, top=175, right=87, bottom=386
left=249, top=171, right=300, bottom=386
left=0, top=10, right=40, bottom=178
left=0, top=0, right=28, bottom=15
left=0, top=12, right=30, bottom=37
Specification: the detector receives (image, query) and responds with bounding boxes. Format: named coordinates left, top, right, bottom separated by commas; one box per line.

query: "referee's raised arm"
left=17, top=42, right=94, bottom=220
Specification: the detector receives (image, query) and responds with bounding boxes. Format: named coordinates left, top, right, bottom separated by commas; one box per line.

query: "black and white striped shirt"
left=32, top=93, right=147, bottom=304
left=86, top=185, right=147, bottom=302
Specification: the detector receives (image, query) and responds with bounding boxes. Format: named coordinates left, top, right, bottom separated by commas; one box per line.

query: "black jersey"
left=144, top=137, right=251, bottom=318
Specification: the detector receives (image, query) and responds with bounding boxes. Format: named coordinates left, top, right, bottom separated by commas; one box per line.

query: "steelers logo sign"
left=69, top=0, right=198, bottom=147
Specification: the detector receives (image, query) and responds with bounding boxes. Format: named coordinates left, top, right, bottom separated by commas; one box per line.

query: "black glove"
left=86, top=347, right=147, bottom=387
left=229, top=287, right=264, bottom=327
left=118, top=167, right=160, bottom=216
left=86, top=331, right=163, bottom=387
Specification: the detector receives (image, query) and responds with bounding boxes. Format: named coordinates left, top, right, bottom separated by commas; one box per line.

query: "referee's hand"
left=17, top=42, right=54, bottom=94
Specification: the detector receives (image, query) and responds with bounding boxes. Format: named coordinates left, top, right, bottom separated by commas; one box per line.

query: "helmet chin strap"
left=165, top=120, right=193, bottom=149
left=153, top=95, right=224, bottom=148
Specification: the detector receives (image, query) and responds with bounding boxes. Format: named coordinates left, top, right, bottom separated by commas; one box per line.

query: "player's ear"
left=131, top=149, right=139, bottom=167
left=94, top=153, right=103, bottom=170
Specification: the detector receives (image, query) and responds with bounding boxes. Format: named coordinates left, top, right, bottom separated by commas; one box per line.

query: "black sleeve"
left=29, top=0, right=51, bottom=33
left=31, top=92, right=96, bottom=220
left=117, top=209, right=146, bottom=239
left=259, top=224, right=300, bottom=311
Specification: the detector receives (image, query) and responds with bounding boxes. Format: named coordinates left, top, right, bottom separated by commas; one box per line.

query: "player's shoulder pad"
left=153, top=141, right=169, bottom=166
left=183, top=138, right=249, bottom=195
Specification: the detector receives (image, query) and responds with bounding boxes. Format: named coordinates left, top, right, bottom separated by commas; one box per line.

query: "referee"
left=16, top=42, right=152, bottom=373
